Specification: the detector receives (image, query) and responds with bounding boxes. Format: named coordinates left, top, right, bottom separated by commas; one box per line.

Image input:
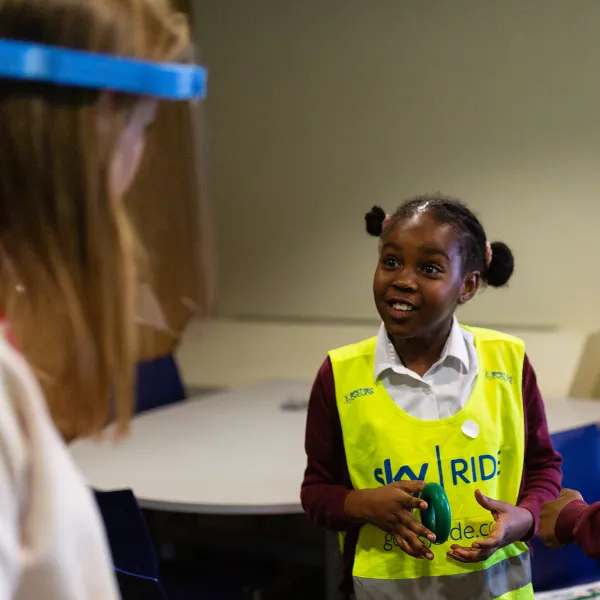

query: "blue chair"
left=95, top=489, right=260, bottom=599
left=531, top=423, right=600, bottom=591
left=135, top=353, right=186, bottom=414
left=93, top=489, right=169, bottom=599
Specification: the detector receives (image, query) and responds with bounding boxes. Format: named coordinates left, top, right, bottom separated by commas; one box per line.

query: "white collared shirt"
left=373, top=317, right=478, bottom=421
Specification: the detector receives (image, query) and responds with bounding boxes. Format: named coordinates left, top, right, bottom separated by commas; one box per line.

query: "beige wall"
left=196, top=1, right=600, bottom=329
left=177, top=319, right=598, bottom=399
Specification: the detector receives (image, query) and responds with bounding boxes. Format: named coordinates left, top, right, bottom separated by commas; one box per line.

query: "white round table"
left=70, top=380, right=312, bottom=514
left=70, top=390, right=600, bottom=514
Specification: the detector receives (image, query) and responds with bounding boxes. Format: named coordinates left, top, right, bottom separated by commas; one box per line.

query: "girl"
left=301, top=195, right=563, bottom=600
left=0, top=0, right=203, bottom=597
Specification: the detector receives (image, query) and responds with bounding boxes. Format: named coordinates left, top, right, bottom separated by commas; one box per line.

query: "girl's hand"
left=448, top=489, right=533, bottom=563
left=344, top=481, right=436, bottom=560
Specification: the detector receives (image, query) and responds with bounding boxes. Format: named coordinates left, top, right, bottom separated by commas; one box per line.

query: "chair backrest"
left=531, top=424, right=600, bottom=591
left=135, top=353, right=186, bottom=414
left=93, top=489, right=169, bottom=600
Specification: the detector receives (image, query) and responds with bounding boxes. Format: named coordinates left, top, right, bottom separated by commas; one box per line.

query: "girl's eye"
left=423, top=264, right=441, bottom=275
left=383, top=257, right=399, bottom=268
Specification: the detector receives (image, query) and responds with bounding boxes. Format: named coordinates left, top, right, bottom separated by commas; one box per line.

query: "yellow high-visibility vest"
left=330, top=326, right=532, bottom=600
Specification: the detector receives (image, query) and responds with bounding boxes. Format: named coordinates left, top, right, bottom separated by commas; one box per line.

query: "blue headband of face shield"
left=0, top=38, right=207, bottom=100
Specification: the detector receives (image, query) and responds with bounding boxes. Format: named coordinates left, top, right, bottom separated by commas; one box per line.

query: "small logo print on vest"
left=485, top=370, right=512, bottom=384
left=344, top=387, right=374, bottom=404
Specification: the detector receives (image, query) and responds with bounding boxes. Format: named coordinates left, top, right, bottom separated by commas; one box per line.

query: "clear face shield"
left=0, top=38, right=216, bottom=359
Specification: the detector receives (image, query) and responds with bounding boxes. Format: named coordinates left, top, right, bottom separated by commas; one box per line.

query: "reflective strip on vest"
left=354, top=551, right=532, bottom=600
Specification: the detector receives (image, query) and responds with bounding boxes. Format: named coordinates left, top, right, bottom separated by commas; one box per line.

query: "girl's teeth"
left=393, top=303, right=413, bottom=312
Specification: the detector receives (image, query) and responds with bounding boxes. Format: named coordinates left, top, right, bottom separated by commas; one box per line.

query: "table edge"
left=126, top=495, right=304, bottom=516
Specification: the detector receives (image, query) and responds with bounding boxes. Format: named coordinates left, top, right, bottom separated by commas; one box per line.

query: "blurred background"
left=198, top=0, right=600, bottom=330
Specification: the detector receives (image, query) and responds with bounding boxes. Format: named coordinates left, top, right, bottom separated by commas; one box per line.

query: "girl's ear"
left=458, top=271, right=481, bottom=305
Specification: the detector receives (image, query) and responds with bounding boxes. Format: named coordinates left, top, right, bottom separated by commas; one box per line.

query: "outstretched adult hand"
left=539, top=489, right=584, bottom=548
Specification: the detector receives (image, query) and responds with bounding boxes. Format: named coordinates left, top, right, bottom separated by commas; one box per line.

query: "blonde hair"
left=0, top=0, right=190, bottom=440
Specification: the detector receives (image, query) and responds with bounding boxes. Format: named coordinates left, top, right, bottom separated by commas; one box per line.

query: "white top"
left=0, top=337, right=118, bottom=600
left=374, top=317, right=478, bottom=420
left=70, top=380, right=312, bottom=514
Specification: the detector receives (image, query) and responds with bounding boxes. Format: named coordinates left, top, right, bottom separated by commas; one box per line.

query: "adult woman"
left=0, top=0, right=204, bottom=596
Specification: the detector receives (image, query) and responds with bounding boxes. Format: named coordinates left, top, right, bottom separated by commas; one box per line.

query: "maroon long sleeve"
left=300, top=353, right=563, bottom=597
left=555, top=500, right=600, bottom=558
left=516, top=355, right=564, bottom=538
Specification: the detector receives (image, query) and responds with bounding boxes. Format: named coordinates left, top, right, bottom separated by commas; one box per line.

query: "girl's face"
left=373, top=211, right=480, bottom=343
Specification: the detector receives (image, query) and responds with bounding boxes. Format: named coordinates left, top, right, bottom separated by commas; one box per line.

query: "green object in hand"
left=420, top=483, right=451, bottom=545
